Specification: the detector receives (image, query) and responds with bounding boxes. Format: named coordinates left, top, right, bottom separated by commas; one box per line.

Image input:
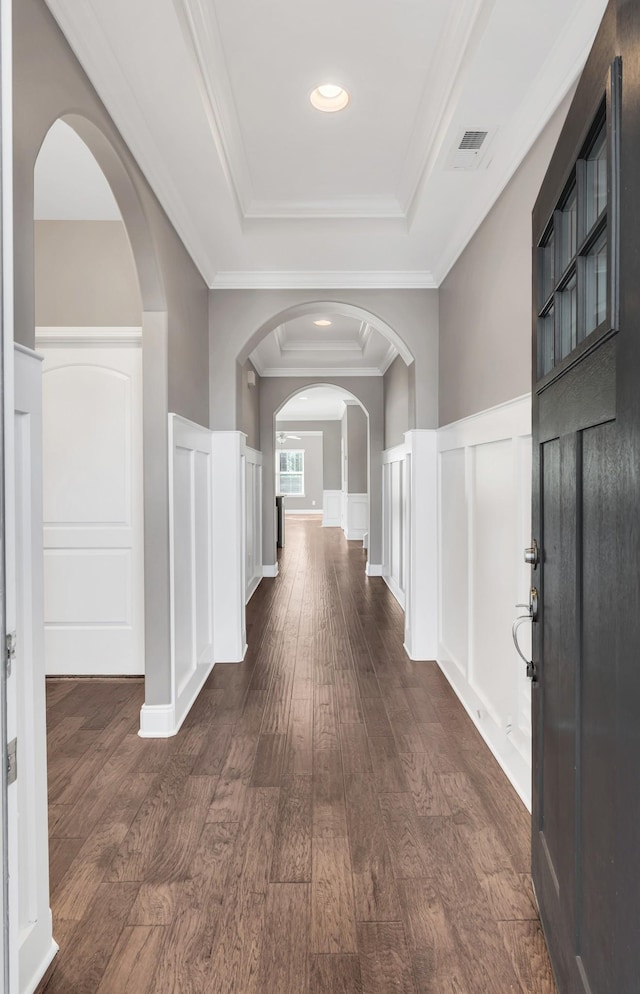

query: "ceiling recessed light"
left=314, top=319, right=332, bottom=327
left=310, top=84, right=350, bottom=113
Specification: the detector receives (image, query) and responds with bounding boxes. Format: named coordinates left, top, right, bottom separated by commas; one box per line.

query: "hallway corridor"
left=37, top=518, right=555, bottom=994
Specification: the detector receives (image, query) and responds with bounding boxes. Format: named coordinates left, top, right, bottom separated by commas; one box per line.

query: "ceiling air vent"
left=447, top=129, right=491, bottom=171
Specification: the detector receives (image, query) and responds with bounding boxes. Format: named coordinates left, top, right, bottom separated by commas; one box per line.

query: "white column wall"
left=437, top=395, right=533, bottom=808
left=14, top=345, right=56, bottom=994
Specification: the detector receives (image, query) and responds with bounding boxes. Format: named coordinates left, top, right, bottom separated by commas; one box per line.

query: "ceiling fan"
left=276, top=431, right=301, bottom=444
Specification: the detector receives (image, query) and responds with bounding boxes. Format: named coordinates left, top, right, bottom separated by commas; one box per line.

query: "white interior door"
left=38, top=329, right=144, bottom=676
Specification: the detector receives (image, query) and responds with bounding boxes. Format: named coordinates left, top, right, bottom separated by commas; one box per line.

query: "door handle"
left=512, top=587, right=538, bottom=681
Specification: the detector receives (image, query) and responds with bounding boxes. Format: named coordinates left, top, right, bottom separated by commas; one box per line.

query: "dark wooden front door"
left=531, top=2, right=640, bottom=990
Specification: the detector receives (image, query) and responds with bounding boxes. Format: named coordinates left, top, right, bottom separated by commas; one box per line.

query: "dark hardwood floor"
left=38, top=517, right=556, bottom=993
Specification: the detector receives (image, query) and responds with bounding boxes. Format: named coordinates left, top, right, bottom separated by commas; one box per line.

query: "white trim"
left=432, top=3, right=599, bottom=284
left=437, top=394, right=533, bottom=809
left=437, top=656, right=531, bottom=809
left=35, top=327, right=142, bottom=348
left=383, top=574, right=405, bottom=609
left=211, top=270, right=437, bottom=290
left=246, top=574, right=261, bottom=603
left=322, top=490, right=342, bottom=528
left=284, top=508, right=322, bottom=515
left=42, top=0, right=217, bottom=286
left=261, top=366, right=385, bottom=378
left=365, top=563, right=383, bottom=577
left=138, top=650, right=213, bottom=739
left=403, top=430, right=439, bottom=661
left=21, top=937, right=59, bottom=994
left=138, top=703, right=177, bottom=738
left=262, top=564, right=279, bottom=578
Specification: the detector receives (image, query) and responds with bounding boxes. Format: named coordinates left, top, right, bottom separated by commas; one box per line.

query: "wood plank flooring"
left=38, top=517, right=556, bottom=994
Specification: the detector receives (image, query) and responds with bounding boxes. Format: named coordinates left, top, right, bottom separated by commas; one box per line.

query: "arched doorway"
left=275, top=384, right=370, bottom=544
left=35, top=119, right=145, bottom=677
left=235, top=301, right=413, bottom=575
left=12, top=112, right=168, bottom=992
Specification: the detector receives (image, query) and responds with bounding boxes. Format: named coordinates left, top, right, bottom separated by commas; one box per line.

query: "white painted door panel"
left=39, top=337, right=144, bottom=675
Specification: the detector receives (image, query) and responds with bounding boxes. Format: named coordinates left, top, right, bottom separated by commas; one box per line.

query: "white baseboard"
left=246, top=573, right=262, bottom=603
left=262, top=563, right=279, bottom=578
left=383, top=573, right=405, bottom=608
left=22, top=935, right=59, bottom=994
left=345, top=528, right=367, bottom=541
left=284, top=508, right=322, bottom=514
left=437, top=654, right=531, bottom=811
left=138, top=660, right=214, bottom=738
left=139, top=703, right=176, bottom=738
left=365, top=563, right=383, bottom=577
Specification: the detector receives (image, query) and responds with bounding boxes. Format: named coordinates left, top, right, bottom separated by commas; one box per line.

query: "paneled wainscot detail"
left=438, top=395, right=533, bottom=808
left=140, top=425, right=263, bottom=737
left=343, top=493, right=369, bottom=541
left=321, top=489, right=342, bottom=527
left=381, top=430, right=438, bottom=662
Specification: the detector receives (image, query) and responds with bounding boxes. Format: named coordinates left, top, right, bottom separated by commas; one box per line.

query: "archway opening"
left=34, top=118, right=145, bottom=679
left=275, top=384, right=370, bottom=546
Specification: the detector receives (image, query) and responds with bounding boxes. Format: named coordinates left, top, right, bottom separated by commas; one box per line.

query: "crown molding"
left=242, top=197, right=406, bottom=220
left=35, top=326, right=143, bottom=347
left=432, top=0, right=602, bottom=284
left=46, top=0, right=217, bottom=284
left=211, top=270, right=438, bottom=290
left=398, top=0, right=495, bottom=219
left=259, top=367, right=383, bottom=378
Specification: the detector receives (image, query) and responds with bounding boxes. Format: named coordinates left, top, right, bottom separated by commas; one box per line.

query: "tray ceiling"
left=44, top=0, right=608, bottom=286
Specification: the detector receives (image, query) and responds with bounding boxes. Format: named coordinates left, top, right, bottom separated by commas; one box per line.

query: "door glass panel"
left=559, top=274, right=577, bottom=358
left=560, top=186, right=577, bottom=272
left=540, top=229, right=555, bottom=304
left=539, top=306, right=555, bottom=377
left=585, top=231, right=607, bottom=336
left=586, top=125, right=607, bottom=230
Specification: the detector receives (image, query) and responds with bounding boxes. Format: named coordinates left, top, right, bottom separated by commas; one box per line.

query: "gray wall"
left=438, top=95, right=573, bottom=425
left=276, top=433, right=323, bottom=511
left=384, top=355, right=412, bottom=448
left=14, top=0, right=211, bottom=707
left=277, top=420, right=341, bottom=490
left=261, top=377, right=383, bottom=565
left=238, top=359, right=261, bottom=449
left=345, top=404, right=368, bottom=493
left=35, top=220, right=142, bottom=326
left=210, top=289, right=439, bottom=432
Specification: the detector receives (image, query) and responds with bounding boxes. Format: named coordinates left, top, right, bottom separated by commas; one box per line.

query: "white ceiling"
left=45, top=0, right=607, bottom=287
left=250, top=313, right=397, bottom=377
left=34, top=120, right=121, bottom=220
left=277, top=385, right=358, bottom=421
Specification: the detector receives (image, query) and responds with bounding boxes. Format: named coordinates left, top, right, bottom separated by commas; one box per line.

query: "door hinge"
left=7, top=738, right=17, bottom=785
left=5, top=631, right=16, bottom=677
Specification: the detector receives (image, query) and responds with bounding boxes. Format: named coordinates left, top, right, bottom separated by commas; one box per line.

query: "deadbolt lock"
left=524, top=540, right=539, bottom=569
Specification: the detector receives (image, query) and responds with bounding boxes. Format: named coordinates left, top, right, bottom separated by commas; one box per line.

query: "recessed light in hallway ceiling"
left=313, top=319, right=332, bottom=326
left=309, top=84, right=350, bottom=113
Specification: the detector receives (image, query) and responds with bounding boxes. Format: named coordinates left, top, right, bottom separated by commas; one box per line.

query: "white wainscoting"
left=438, top=395, right=533, bottom=808
left=382, top=444, right=407, bottom=608
left=244, top=446, right=263, bottom=603
left=14, top=345, right=57, bottom=994
left=141, top=415, right=214, bottom=737
left=322, top=490, right=342, bottom=527
left=380, top=431, right=438, bottom=661
left=36, top=327, right=144, bottom=676
left=343, top=493, right=369, bottom=541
